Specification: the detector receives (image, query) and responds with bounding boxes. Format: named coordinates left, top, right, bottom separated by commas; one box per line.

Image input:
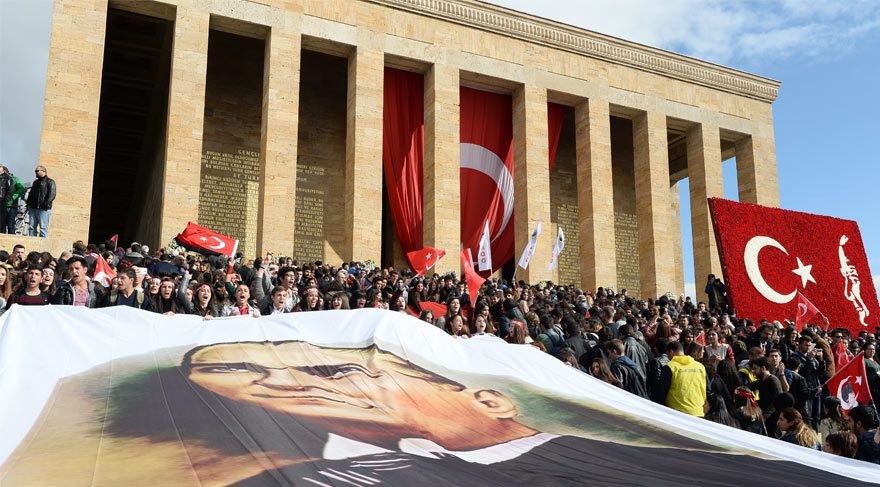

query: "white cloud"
left=490, top=0, right=880, bottom=71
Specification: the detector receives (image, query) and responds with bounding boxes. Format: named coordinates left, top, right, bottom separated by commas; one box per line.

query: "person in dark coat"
left=26, top=165, right=56, bottom=237
left=605, top=339, right=649, bottom=399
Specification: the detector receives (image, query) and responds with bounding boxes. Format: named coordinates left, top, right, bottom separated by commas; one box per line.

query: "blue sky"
left=1, top=0, right=878, bottom=296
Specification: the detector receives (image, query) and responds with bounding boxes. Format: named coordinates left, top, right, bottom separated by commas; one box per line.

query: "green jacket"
left=6, top=176, right=24, bottom=208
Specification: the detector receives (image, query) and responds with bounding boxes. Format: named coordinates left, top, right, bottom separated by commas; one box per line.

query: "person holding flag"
left=824, top=351, right=873, bottom=415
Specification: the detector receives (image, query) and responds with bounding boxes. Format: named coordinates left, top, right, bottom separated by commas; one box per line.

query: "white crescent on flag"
left=200, top=236, right=226, bottom=250
left=744, top=236, right=797, bottom=304
left=460, top=143, right=514, bottom=243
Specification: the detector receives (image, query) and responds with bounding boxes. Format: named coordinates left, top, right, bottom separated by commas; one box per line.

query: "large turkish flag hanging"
left=710, top=198, right=879, bottom=334
left=460, top=87, right=514, bottom=273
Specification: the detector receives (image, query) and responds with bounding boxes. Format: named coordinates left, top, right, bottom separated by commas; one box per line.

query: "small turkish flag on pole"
left=109, top=234, right=118, bottom=249
left=825, top=352, right=873, bottom=413
left=93, top=254, right=116, bottom=287
left=461, top=249, right=486, bottom=300
left=176, top=222, right=239, bottom=258
left=477, top=220, right=493, bottom=272
left=407, top=247, right=446, bottom=276
left=794, top=292, right=822, bottom=331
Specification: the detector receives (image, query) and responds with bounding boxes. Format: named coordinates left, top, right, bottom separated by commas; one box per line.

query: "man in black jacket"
left=26, top=165, right=56, bottom=237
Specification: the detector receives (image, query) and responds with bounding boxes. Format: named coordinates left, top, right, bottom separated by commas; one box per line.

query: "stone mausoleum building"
left=19, top=0, right=781, bottom=299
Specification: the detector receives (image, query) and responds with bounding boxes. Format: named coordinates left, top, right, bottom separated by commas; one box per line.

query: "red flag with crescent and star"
left=710, top=198, right=879, bottom=335
left=176, top=222, right=239, bottom=259
left=794, top=292, right=821, bottom=331
left=825, top=352, right=873, bottom=412
left=407, top=246, right=446, bottom=276
left=460, top=87, right=514, bottom=274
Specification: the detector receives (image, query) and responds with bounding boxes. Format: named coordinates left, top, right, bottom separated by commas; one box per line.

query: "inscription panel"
left=198, top=150, right=261, bottom=257
left=614, top=212, right=640, bottom=295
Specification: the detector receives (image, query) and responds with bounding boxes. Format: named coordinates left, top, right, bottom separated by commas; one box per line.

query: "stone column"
left=736, top=129, right=780, bottom=207
left=257, top=23, right=301, bottom=257
left=159, top=7, right=210, bottom=247
left=670, top=182, right=684, bottom=296
left=345, top=47, right=384, bottom=262
left=633, top=111, right=675, bottom=298
left=423, top=64, right=460, bottom=275
left=37, top=0, right=109, bottom=242
left=512, top=85, right=554, bottom=283
left=687, top=123, right=724, bottom=302
left=575, top=98, right=617, bottom=291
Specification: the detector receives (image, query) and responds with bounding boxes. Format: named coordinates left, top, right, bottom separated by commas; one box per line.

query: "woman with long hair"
left=714, top=359, right=743, bottom=411
left=704, top=394, right=739, bottom=429
left=418, top=308, right=435, bottom=324
left=299, top=287, right=322, bottom=312
left=435, top=296, right=461, bottom=330
left=153, top=277, right=185, bottom=315
left=818, top=396, right=851, bottom=441
left=0, top=265, right=12, bottom=309
left=446, top=314, right=469, bottom=339
left=732, top=387, right=764, bottom=435
left=221, top=283, right=260, bottom=317
left=777, top=408, right=820, bottom=449
left=588, top=357, right=622, bottom=388
left=822, top=432, right=858, bottom=458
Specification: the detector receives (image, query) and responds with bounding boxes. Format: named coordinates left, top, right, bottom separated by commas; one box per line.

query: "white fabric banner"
left=548, top=226, right=565, bottom=271
left=517, top=222, right=542, bottom=270
left=0, top=306, right=876, bottom=484
left=477, top=219, right=493, bottom=272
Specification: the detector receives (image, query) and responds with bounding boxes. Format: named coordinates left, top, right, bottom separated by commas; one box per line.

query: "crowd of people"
left=1, top=238, right=878, bottom=465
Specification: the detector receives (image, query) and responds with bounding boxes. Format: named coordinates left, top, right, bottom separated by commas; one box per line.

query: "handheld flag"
left=175, top=222, right=239, bottom=258
left=461, top=250, right=486, bottom=300
left=109, top=234, right=118, bottom=249
left=407, top=247, right=446, bottom=276
left=517, top=222, right=542, bottom=270
left=477, top=220, right=492, bottom=272
left=548, top=227, right=565, bottom=271
left=825, top=352, right=873, bottom=412
left=794, top=292, right=821, bottom=331
left=92, top=254, right=116, bottom=287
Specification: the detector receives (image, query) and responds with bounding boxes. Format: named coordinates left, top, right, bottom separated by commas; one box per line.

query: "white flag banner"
left=517, top=222, right=542, bottom=270
left=0, top=306, right=876, bottom=484
left=548, top=227, right=565, bottom=271
left=477, top=220, right=493, bottom=272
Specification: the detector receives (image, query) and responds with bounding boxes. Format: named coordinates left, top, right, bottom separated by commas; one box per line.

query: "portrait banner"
left=0, top=306, right=877, bottom=485
left=710, top=198, right=879, bottom=334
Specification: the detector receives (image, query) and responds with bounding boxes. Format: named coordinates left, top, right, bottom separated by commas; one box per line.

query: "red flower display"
left=709, top=198, right=879, bottom=335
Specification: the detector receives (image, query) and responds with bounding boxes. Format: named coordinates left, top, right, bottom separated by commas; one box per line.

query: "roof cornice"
left=366, top=0, right=780, bottom=102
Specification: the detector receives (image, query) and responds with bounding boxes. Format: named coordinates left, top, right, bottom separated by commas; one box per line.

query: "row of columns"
left=61, top=4, right=777, bottom=297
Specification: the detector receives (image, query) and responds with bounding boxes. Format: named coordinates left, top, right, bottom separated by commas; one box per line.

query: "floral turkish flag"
left=709, top=198, right=879, bottom=335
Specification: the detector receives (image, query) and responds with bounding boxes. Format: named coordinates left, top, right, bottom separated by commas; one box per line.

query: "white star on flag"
left=426, top=253, right=432, bottom=259
left=791, top=257, right=816, bottom=288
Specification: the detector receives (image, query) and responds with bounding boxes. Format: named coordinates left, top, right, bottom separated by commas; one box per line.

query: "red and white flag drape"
left=460, top=87, right=514, bottom=274
left=383, top=68, right=425, bottom=271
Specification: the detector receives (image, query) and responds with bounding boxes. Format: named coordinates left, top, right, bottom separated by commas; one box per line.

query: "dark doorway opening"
left=89, top=8, right=173, bottom=247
